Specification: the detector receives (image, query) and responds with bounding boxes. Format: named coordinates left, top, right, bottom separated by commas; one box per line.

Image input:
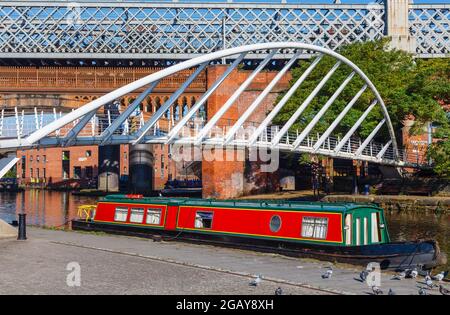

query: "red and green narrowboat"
left=72, top=195, right=447, bottom=270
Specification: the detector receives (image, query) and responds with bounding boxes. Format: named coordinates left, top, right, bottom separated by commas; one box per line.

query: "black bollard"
left=17, top=213, right=27, bottom=240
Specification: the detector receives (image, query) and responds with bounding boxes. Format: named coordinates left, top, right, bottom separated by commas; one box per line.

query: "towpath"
left=0, top=228, right=446, bottom=295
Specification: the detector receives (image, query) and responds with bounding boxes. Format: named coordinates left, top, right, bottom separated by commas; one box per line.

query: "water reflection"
left=0, top=190, right=98, bottom=228
left=385, top=210, right=449, bottom=271
left=0, top=190, right=448, bottom=270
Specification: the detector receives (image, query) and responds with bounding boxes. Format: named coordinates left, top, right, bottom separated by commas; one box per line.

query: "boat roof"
left=100, top=195, right=382, bottom=213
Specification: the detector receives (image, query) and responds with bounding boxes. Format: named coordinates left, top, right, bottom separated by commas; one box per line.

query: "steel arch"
left=0, top=42, right=405, bottom=168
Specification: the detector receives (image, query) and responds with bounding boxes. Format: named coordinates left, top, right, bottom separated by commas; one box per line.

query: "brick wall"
left=202, top=65, right=291, bottom=199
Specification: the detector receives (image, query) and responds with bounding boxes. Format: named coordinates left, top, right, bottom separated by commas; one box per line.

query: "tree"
left=410, top=58, right=449, bottom=178
left=274, top=39, right=449, bottom=176
left=3, top=166, right=16, bottom=178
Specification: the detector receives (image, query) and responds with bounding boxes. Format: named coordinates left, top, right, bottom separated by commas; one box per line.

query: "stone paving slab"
left=0, top=227, right=447, bottom=295
left=0, top=237, right=325, bottom=295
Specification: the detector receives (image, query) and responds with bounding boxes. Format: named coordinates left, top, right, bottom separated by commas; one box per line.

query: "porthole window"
left=270, top=215, right=282, bottom=232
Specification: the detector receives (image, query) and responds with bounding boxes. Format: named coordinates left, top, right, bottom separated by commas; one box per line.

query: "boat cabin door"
left=345, top=210, right=382, bottom=246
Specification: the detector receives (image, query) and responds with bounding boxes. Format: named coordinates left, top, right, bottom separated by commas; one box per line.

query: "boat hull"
left=72, top=220, right=446, bottom=270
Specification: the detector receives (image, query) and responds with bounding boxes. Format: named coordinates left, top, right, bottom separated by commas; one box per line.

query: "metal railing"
left=0, top=107, right=429, bottom=167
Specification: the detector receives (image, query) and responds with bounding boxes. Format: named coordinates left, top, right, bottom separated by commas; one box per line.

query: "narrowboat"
left=72, top=195, right=447, bottom=270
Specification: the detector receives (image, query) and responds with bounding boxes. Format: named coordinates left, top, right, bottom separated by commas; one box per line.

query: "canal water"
left=0, top=190, right=448, bottom=271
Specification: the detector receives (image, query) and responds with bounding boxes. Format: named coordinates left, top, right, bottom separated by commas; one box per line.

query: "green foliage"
left=428, top=140, right=450, bottom=178
left=4, top=166, right=16, bottom=178
left=274, top=39, right=449, bottom=176
left=275, top=39, right=448, bottom=138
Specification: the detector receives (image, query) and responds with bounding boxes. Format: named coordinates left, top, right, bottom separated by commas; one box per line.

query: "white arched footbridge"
left=0, top=43, right=429, bottom=178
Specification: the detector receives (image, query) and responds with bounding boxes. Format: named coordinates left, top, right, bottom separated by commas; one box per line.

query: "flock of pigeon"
left=368, top=268, right=449, bottom=295
left=385, top=268, right=449, bottom=296
left=247, top=267, right=449, bottom=295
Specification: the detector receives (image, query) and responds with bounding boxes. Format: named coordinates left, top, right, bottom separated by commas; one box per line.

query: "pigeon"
left=275, top=287, right=283, bottom=295
left=432, top=271, right=449, bottom=282
left=360, top=270, right=369, bottom=282
left=321, top=267, right=333, bottom=279
left=372, top=286, right=383, bottom=295
left=439, top=285, right=449, bottom=296
left=417, top=265, right=428, bottom=277
left=418, top=287, right=427, bottom=295
left=388, top=288, right=396, bottom=295
left=249, top=274, right=262, bottom=287
left=425, top=275, right=436, bottom=289
left=405, top=268, right=418, bottom=279
left=391, top=271, right=406, bottom=280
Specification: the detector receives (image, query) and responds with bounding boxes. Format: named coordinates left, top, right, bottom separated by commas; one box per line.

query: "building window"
left=85, top=166, right=93, bottom=179
left=36, top=155, right=40, bottom=162
left=43, top=168, right=46, bottom=179
left=124, top=152, right=127, bottom=160
left=174, top=101, right=180, bottom=121
left=146, top=209, right=162, bottom=225
left=161, top=155, right=165, bottom=178
left=73, top=167, right=82, bottom=179
left=123, top=167, right=127, bottom=175
left=130, top=207, right=144, bottom=223
left=195, top=211, right=213, bottom=229
left=36, top=168, right=40, bottom=178
left=86, top=150, right=92, bottom=157
left=21, top=156, right=26, bottom=178
left=301, top=217, right=328, bottom=239
left=114, top=207, right=128, bottom=222
left=30, top=168, right=33, bottom=178
left=30, top=155, right=33, bottom=162
left=270, top=215, right=282, bottom=233
left=43, top=155, right=46, bottom=163
left=62, top=151, right=70, bottom=161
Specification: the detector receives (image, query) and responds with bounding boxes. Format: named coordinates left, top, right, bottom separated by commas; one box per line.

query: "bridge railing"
left=0, top=107, right=429, bottom=166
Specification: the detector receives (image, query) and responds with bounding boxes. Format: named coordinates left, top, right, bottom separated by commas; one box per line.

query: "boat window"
left=195, top=211, right=213, bottom=229
left=355, top=218, right=361, bottom=246
left=371, top=212, right=380, bottom=243
left=270, top=215, right=282, bottom=232
left=130, top=207, right=145, bottom=223
left=114, top=207, right=128, bottom=222
left=146, top=208, right=162, bottom=225
left=301, top=217, right=328, bottom=239
left=345, top=214, right=352, bottom=245
left=363, top=218, right=368, bottom=245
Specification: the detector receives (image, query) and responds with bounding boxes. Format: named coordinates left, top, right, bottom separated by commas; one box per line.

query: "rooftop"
left=102, top=195, right=381, bottom=212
